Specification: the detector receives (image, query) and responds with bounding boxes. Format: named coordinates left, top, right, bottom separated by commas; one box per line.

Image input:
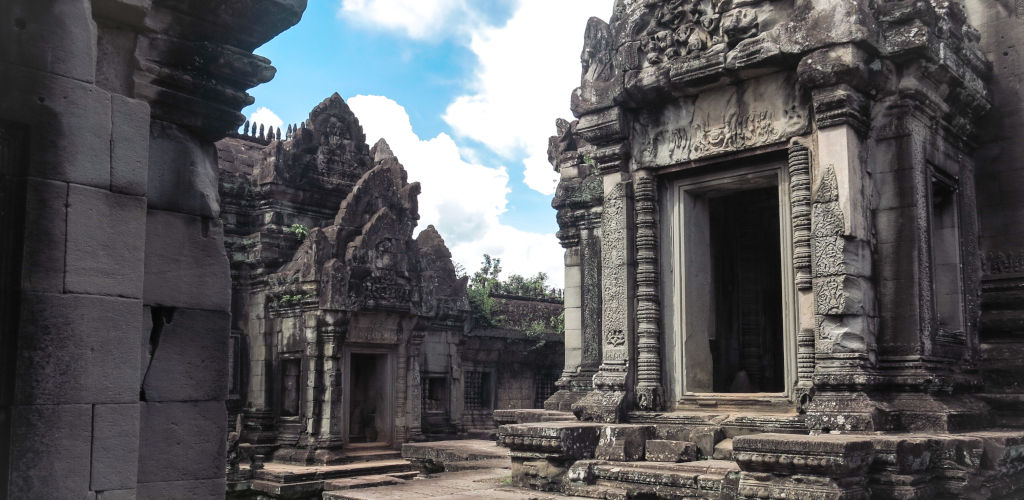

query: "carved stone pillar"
left=316, top=320, right=344, bottom=444
left=789, top=141, right=816, bottom=404
left=571, top=105, right=634, bottom=423
left=406, top=333, right=424, bottom=440
left=574, top=176, right=634, bottom=422
left=633, top=172, right=663, bottom=410
left=578, top=210, right=604, bottom=386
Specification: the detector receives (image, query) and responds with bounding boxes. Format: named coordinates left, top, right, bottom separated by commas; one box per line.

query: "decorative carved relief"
left=606, top=329, right=626, bottom=347
left=691, top=110, right=777, bottom=157
left=811, top=164, right=848, bottom=342
left=638, top=0, right=763, bottom=66
left=600, top=181, right=632, bottom=368
left=788, top=141, right=812, bottom=290
left=581, top=231, right=603, bottom=369
left=983, top=250, right=1024, bottom=276
left=632, top=72, right=808, bottom=169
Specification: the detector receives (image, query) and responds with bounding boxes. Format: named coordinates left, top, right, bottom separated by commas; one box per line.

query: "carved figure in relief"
left=638, top=0, right=755, bottom=65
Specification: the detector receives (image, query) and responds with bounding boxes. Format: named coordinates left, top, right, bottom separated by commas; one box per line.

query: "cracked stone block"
left=644, top=440, right=698, bottom=462
left=143, top=209, right=230, bottom=311
left=142, top=308, right=230, bottom=402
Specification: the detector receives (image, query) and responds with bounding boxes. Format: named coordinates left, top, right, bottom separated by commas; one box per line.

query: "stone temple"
left=496, top=0, right=1024, bottom=498
left=4, top=0, right=1024, bottom=499
left=215, top=94, right=564, bottom=496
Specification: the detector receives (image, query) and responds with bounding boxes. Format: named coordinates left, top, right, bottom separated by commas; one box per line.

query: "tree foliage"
left=464, top=254, right=564, bottom=332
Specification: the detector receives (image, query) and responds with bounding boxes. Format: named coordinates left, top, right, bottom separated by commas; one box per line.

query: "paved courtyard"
left=323, top=467, right=589, bottom=500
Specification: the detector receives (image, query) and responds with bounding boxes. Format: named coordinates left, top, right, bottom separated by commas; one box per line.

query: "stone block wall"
left=0, top=0, right=305, bottom=498
left=461, top=325, right=564, bottom=431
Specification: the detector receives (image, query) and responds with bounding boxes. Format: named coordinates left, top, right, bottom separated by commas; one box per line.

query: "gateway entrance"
left=346, top=352, right=391, bottom=444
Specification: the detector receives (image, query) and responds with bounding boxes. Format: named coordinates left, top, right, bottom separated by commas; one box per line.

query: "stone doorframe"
left=659, top=158, right=800, bottom=408
left=340, top=345, right=395, bottom=446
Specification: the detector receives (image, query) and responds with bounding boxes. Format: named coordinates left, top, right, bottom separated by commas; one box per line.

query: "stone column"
left=316, top=320, right=344, bottom=446
left=406, top=334, right=424, bottom=441
left=633, top=172, right=663, bottom=410
left=545, top=245, right=582, bottom=411
left=796, top=45, right=885, bottom=431
left=570, top=106, right=634, bottom=423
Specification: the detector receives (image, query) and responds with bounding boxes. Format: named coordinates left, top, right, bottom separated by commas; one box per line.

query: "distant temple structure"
left=497, top=0, right=1024, bottom=498
left=215, top=95, right=563, bottom=495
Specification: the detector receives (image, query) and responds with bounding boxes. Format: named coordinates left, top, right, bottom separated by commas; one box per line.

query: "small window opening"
left=281, top=358, right=301, bottom=417
left=424, top=376, right=448, bottom=413
left=931, top=174, right=964, bottom=342
left=534, top=371, right=559, bottom=408
left=464, top=371, right=493, bottom=411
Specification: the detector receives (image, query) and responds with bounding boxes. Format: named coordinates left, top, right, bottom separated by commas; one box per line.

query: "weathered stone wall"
left=964, top=1, right=1024, bottom=425
left=0, top=1, right=305, bottom=498
left=461, top=328, right=564, bottom=431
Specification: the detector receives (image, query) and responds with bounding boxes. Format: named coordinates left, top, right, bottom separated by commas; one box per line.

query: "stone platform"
left=323, top=467, right=591, bottom=499
left=227, top=455, right=417, bottom=499
left=402, top=439, right=511, bottom=473
left=498, top=420, right=1024, bottom=499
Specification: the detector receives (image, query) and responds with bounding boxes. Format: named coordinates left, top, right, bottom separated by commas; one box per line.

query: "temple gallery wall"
left=5, top=0, right=1024, bottom=499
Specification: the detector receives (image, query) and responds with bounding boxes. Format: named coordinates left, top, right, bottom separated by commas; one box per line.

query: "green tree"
left=465, top=254, right=564, bottom=329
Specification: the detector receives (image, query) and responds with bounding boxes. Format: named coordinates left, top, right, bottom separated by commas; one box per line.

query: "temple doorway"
left=708, top=187, right=785, bottom=392
left=345, top=351, right=392, bottom=445
left=664, top=165, right=794, bottom=399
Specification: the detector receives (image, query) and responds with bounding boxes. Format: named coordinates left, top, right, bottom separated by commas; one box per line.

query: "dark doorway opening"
left=281, top=358, right=301, bottom=417
left=348, top=352, right=389, bottom=444
left=709, top=187, right=784, bottom=392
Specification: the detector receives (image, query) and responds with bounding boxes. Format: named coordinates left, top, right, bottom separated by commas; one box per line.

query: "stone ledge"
left=733, top=433, right=874, bottom=477
left=498, top=422, right=604, bottom=460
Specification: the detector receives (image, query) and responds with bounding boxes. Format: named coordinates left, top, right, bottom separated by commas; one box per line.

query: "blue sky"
left=242, top=1, right=609, bottom=286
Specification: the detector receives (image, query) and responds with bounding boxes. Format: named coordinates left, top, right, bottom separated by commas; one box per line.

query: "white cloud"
left=443, top=1, right=609, bottom=195
left=248, top=106, right=283, bottom=131
left=338, top=0, right=476, bottom=40
left=347, top=94, right=564, bottom=287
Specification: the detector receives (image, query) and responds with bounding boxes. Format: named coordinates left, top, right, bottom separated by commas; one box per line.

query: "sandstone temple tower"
left=499, top=0, right=1024, bottom=497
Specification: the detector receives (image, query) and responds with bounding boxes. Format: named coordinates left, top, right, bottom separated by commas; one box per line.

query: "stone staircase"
left=237, top=444, right=417, bottom=499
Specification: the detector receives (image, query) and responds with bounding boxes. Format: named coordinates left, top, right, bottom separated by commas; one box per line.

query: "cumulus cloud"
left=347, top=95, right=564, bottom=287
left=248, top=107, right=284, bottom=131
left=338, top=0, right=477, bottom=40
left=443, top=1, right=609, bottom=195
